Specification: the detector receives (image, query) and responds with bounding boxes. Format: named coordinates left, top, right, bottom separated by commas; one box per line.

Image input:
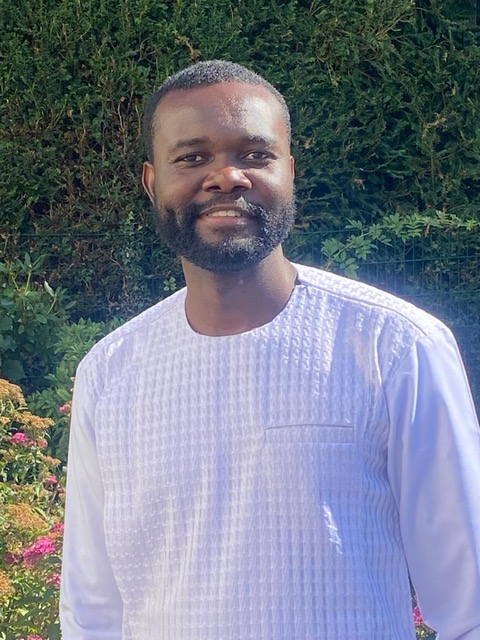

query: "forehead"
left=152, top=82, right=289, bottom=150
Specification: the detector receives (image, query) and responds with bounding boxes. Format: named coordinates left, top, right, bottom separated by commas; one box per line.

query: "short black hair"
left=142, top=60, right=291, bottom=162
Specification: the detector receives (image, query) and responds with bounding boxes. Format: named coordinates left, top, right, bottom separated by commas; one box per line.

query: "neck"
left=182, top=248, right=298, bottom=336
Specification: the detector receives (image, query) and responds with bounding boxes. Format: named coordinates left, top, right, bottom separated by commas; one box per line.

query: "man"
left=60, top=60, right=480, bottom=639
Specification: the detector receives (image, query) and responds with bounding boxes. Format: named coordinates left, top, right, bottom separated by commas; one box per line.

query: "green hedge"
left=1, top=0, right=479, bottom=320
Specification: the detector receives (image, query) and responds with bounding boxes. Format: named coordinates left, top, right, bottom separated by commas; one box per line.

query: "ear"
left=142, top=161, right=156, bottom=205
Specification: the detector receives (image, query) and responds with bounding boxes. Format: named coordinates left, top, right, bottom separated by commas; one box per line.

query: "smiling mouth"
left=205, top=210, right=244, bottom=218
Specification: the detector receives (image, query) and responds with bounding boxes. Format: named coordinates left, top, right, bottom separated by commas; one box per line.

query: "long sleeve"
left=385, top=327, right=480, bottom=640
left=60, top=359, right=124, bottom=639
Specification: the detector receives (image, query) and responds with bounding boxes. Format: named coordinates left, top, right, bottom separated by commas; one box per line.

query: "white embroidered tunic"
left=60, top=264, right=480, bottom=639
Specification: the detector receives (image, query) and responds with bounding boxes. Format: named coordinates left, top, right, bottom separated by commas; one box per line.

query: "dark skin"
left=142, top=82, right=297, bottom=336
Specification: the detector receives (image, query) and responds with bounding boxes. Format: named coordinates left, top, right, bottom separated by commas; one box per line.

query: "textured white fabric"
left=60, top=263, right=480, bottom=640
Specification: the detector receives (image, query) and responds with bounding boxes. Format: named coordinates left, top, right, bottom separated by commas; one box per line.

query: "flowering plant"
left=0, top=379, right=64, bottom=640
left=412, top=594, right=436, bottom=639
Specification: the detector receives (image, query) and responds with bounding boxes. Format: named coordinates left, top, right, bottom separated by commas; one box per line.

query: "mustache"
left=183, top=197, right=268, bottom=220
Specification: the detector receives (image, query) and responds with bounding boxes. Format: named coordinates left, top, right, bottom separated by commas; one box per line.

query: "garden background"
left=1, top=0, right=479, bottom=638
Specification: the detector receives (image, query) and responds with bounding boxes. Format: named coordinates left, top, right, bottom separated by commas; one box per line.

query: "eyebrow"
left=239, top=135, right=277, bottom=146
left=168, top=134, right=278, bottom=154
left=168, top=137, right=210, bottom=153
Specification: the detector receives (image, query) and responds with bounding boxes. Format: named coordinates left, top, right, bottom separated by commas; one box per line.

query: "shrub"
left=0, top=255, right=74, bottom=395
left=0, top=379, right=63, bottom=640
left=1, top=0, right=479, bottom=320
left=29, top=317, right=122, bottom=461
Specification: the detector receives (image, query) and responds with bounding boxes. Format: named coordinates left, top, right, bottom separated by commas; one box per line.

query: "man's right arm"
left=60, top=360, right=123, bottom=639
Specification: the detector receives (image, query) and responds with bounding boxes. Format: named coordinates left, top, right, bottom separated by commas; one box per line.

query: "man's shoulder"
left=294, top=262, right=445, bottom=336
left=79, top=287, right=187, bottom=370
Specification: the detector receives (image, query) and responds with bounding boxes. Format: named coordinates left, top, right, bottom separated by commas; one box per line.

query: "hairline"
left=151, top=82, right=290, bottom=154
left=143, top=64, right=291, bottom=163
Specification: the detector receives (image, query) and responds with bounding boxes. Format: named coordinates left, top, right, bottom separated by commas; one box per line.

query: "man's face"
left=142, top=82, right=296, bottom=272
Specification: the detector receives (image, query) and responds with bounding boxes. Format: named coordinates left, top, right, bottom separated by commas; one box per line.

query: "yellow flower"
left=0, top=379, right=25, bottom=407
left=42, top=455, right=61, bottom=469
left=4, top=503, right=48, bottom=535
left=11, top=410, right=54, bottom=439
left=0, top=570, right=14, bottom=600
left=1, top=449, right=15, bottom=463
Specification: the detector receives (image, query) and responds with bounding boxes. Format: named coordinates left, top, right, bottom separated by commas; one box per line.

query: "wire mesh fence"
left=288, top=227, right=480, bottom=412
left=10, top=225, right=480, bottom=412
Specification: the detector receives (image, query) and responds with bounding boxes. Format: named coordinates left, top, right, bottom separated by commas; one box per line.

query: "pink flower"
left=23, top=536, right=56, bottom=567
left=5, top=551, right=19, bottom=564
left=45, top=474, right=58, bottom=486
left=9, top=432, right=30, bottom=446
left=413, top=605, right=424, bottom=625
left=47, top=572, right=61, bottom=588
left=50, top=522, right=64, bottom=535
left=59, top=402, right=72, bottom=415
left=8, top=432, right=48, bottom=448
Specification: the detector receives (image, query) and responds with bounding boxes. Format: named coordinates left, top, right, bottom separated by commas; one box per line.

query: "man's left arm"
left=385, top=327, right=480, bottom=640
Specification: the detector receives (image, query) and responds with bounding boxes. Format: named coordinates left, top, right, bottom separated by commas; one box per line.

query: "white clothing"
left=60, top=263, right=480, bottom=639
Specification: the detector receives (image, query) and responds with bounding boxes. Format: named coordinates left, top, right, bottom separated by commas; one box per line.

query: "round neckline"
left=180, top=276, right=305, bottom=340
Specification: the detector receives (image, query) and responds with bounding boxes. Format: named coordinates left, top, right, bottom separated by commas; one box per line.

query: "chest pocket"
left=264, top=423, right=354, bottom=444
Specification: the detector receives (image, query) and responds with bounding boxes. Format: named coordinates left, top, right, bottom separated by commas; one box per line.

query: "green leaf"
left=0, top=314, right=13, bottom=331
left=44, top=280, right=55, bottom=297
left=48, top=623, right=62, bottom=640
left=2, top=358, right=25, bottom=381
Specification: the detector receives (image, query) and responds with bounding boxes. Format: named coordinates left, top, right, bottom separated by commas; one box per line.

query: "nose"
left=202, top=165, right=252, bottom=194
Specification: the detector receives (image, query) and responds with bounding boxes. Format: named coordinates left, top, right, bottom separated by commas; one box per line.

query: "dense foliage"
left=0, top=254, right=73, bottom=393
left=29, top=317, right=122, bottom=459
left=1, top=0, right=479, bottom=320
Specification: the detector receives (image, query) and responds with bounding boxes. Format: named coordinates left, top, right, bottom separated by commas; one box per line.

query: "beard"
left=153, top=196, right=296, bottom=273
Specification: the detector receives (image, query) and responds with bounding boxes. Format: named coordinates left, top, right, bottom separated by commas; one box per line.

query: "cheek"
left=260, top=168, right=294, bottom=203
left=155, top=177, right=195, bottom=208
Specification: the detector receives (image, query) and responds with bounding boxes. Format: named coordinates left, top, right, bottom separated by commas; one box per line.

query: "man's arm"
left=386, top=327, right=480, bottom=640
left=60, top=360, right=124, bottom=639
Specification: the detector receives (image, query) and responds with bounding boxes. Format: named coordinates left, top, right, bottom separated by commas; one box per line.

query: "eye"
left=243, top=151, right=272, bottom=162
left=176, top=153, right=206, bottom=164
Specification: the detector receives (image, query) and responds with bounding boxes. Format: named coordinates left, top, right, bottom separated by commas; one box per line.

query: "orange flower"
left=0, top=569, right=14, bottom=600
left=11, top=411, right=54, bottom=439
left=0, top=379, right=25, bottom=407
left=4, top=503, right=48, bottom=535
left=42, top=455, right=61, bottom=469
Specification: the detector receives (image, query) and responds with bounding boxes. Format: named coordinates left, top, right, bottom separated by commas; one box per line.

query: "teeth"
left=207, top=210, right=242, bottom=218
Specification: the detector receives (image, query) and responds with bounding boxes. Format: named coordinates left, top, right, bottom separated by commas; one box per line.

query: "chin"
left=185, top=237, right=276, bottom=273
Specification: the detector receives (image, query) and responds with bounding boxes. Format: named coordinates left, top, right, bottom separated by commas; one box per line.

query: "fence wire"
left=288, top=227, right=480, bottom=411
left=11, top=227, right=480, bottom=411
